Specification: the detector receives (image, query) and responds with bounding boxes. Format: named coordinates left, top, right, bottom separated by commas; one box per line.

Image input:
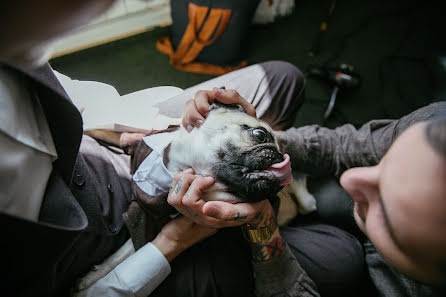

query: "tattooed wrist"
left=250, top=228, right=284, bottom=261
left=248, top=207, right=274, bottom=229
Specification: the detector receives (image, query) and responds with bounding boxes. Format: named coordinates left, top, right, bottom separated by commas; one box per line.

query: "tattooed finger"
left=232, top=212, right=248, bottom=221
left=174, top=179, right=183, bottom=195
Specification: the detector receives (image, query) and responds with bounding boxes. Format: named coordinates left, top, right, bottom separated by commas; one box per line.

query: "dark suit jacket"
left=0, top=63, right=129, bottom=297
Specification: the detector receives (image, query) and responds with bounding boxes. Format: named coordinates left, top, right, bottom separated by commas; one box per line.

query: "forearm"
left=248, top=228, right=320, bottom=297
left=282, top=102, right=446, bottom=178
left=282, top=120, right=394, bottom=178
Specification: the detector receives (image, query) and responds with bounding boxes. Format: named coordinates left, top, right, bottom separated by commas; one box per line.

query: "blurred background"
left=50, top=0, right=445, bottom=129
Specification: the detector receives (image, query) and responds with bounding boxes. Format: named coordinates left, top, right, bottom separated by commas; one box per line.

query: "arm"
left=74, top=216, right=216, bottom=297
left=242, top=204, right=320, bottom=297
left=281, top=120, right=394, bottom=178
left=167, top=172, right=320, bottom=297
left=282, top=102, right=446, bottom=178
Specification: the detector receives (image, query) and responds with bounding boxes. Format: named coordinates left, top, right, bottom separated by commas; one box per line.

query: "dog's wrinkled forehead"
left=209, top=102, right=245, bottom=113
left=204, top=102, right=276, bottom=147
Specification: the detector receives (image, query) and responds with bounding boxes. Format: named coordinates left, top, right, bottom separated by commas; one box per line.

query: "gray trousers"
left=80, top=61, right=365, bottom=297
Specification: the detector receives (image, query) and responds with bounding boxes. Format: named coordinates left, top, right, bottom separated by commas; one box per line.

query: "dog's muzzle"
left=213, top=143, right=293, bottom=202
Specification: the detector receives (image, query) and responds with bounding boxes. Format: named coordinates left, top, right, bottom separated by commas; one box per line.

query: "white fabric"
left=53, top=70, right=182, bottom=132
left=75, top=243, right=171, bottom=297
left=132, top=130, right=179, bottom=196
left=0, top=65, right=57, bottom=221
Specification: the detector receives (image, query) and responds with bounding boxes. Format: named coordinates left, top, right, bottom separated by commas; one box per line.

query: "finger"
left=211, top=88, right=257, bottom=118
left=202, top=200, right=266, bottom=223
left=194, top=90, right=213, bottom=119
left=167, top=171, right=196, bottom=212
left=181, top=100, right=199, bottom=132
left=180, top=176, right=214, bottom=217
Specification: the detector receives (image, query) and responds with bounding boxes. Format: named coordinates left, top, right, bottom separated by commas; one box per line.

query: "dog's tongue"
left=268, top=154, right=293, bottom=186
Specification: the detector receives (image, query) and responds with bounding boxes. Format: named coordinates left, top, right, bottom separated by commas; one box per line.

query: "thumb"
left=202, top=201, right=257, bottom=222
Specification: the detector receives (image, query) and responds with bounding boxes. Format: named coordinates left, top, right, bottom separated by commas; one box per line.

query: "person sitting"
left=185, top=92, right=446, bottom=296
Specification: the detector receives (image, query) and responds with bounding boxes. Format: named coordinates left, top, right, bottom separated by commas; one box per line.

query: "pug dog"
left=74, top=102, right=316, bottom=293
left=167, top=102, right=294, bottom=203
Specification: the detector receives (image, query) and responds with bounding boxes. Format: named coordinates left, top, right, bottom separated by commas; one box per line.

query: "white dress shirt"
left=0, top=65, right=57, bottom=221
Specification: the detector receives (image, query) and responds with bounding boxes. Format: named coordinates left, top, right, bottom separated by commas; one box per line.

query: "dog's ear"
left=209, top=102, right=246, bottom=114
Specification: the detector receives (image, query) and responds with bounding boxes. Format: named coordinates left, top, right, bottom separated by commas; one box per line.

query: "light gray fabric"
left=284, top=102, right=446, bottom=178
left=364, top=241, right=445, bottom=297
left=155, top=60, right=305, bottom=131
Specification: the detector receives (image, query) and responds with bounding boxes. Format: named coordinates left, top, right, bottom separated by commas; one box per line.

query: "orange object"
left=156, top=3, right=247, bottom=75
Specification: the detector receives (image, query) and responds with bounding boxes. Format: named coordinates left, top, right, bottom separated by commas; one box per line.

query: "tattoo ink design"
left=175, top=179, right=183, bottom=194
left=249, top=207, right=274, bottom=229
left=233, top=212, right=248, bottom=220
left=251, top=244, right=267, bottom=261
left=264, top=237, right=284, bottom=258
left=185, top=185, right=192, bottom=197
left=250, top=229, right=283, bottom=261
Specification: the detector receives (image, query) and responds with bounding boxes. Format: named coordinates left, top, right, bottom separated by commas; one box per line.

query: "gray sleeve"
left=364, top=241, right=445, bottom=297
left=283, top=102, right=446, bottom=178
left=252, top=244, right=320, bottom=297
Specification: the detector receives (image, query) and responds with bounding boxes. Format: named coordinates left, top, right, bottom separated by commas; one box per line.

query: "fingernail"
left=196, top=120, right=204, bottom=127
left=184, top=168, right=194, bottom=174
left=186, top=125, right=193, bottom=132
left=206, top=205, right=217, bottom=216
left=204, top=176, right=214, bottom=183
left=216, top=87, right=224, bottom=94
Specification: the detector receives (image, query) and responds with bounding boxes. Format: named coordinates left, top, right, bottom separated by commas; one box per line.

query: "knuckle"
left=194, top=90, right=206, bottom=98
left=182, top=196, right=195, bottom=207
left=167, top=194, right=178, bottom=206
left=227, top=89, right=240, bottom=97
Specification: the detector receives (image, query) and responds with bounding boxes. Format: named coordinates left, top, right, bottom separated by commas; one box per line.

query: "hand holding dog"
left=182, top=88, right=257, bottom=132
left=168, top=168, right=275, bottom=228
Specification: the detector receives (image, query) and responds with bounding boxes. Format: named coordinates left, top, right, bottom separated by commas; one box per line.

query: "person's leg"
left=151, top=228, right=255, bottom=297
left=156, top=61, right=305, bottom=130
left=280, top=220, right=366, bottom=297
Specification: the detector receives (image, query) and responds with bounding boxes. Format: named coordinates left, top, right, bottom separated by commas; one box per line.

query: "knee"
left=260, top=60, right=305, bottom=90
left=282, top=224, right=366, bottom=296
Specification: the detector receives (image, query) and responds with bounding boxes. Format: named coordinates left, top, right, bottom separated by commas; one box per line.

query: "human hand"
left=152, top=215, right=217, bottom=262
left=167, top=168, right=275, bottom=228
left=182, top=87, right=257, bottom=132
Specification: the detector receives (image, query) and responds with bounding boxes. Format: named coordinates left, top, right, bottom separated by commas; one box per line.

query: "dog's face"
left=167, top=103, right=292, bottom=203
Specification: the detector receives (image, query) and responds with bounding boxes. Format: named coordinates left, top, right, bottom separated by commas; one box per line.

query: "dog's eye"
left=251, top=128, right=267, bottom=143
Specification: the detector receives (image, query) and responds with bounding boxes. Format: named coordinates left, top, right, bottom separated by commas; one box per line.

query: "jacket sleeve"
left=282, top=102, right=446, bottom=178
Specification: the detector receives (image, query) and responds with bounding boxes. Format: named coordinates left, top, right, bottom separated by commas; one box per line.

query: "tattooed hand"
left=167, top=168, right=277, bottom=229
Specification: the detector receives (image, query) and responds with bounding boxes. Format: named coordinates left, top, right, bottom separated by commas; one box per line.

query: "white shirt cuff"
left=114, top=242, right=171, bottom=297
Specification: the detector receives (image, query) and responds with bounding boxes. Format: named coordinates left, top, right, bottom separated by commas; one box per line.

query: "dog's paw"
left=289, top=176, right=317, bottom=214
left=277, top=175, right=317, bottom=226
